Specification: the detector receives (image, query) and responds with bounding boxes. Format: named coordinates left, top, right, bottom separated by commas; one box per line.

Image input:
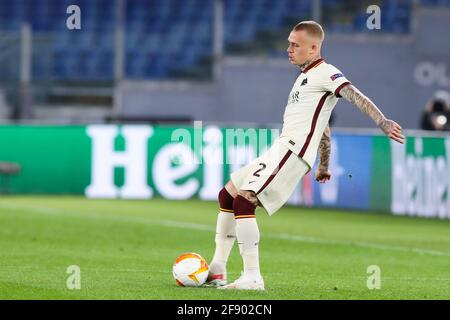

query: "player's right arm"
left=339, top=84, right=405, bottom=144
left=315, top=125, right=332, bottom=183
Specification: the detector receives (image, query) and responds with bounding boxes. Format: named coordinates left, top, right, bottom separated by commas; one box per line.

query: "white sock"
left=235, top=217, right=261, bottom=280
left=210, top=211, right=236, bottom=274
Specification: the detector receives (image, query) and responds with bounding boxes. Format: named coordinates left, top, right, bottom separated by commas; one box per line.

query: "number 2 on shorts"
left=253, top=163, right=267, bottom=177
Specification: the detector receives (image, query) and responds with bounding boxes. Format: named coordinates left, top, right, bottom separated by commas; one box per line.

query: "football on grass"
left=172, top=252, right=209, bottom=287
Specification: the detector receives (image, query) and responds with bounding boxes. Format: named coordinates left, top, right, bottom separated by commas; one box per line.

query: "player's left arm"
left=315, top=125, right=332, bottom=183
left=339, top=84, right=405, bottom=144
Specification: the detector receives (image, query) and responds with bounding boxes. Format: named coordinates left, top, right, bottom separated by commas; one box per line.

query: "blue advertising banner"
left=312, top=134, right=372, bottom=210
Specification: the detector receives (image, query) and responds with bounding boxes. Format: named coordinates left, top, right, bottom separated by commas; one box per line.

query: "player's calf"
left=208, top=186, right=237, bottom=286
left=232, top=193, right=262, bottom=284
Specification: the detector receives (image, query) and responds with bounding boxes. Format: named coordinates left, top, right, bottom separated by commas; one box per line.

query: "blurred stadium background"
left=0, top=0, right=450, bottom=300
left=0, top=0, right=448, bottom=126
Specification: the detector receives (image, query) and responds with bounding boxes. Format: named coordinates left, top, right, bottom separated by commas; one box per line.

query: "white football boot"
left=206, top=264, right=227, bottom=287
left=217, top=273, right=265, bottom=290
left=206, top=273, right=227, bottom=287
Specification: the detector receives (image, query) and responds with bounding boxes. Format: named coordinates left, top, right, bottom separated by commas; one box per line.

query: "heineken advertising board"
left=0, top=125, right=448, bottom=219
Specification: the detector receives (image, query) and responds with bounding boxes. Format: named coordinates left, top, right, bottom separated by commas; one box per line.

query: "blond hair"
left=293, top=21, right=325, bottom=42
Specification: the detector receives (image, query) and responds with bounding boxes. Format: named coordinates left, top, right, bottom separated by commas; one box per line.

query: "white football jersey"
left=278, top=58, right=350, bottom=169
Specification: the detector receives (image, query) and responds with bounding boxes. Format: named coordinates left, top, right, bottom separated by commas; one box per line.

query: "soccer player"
left=207, top=21, right=405, bottom=290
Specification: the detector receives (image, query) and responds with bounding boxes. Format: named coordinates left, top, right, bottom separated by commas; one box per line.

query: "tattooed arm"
left=315, top=125, right=332, bottom=183
left=339, top=84, right=405, bottom=144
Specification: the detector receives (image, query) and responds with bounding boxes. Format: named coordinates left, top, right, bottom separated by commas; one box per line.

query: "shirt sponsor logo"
left=289, top=91, right=300, bottom=104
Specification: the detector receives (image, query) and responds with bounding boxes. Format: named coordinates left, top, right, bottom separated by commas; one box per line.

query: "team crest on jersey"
left=330, top=73, right=343, bottom=81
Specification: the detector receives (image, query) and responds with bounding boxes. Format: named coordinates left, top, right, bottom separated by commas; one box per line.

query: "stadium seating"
left=0, top=0, right=447, bottom=81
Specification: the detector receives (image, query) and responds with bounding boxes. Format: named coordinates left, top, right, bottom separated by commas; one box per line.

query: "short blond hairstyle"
left=293, top=21, right=325, bottom=42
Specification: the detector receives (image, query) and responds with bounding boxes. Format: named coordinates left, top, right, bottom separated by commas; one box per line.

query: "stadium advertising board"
left=311, top=135, right=372, bottom=210
left=390, top=136, right=450, bottom=219
left=0, top=125, right=449, bottom=219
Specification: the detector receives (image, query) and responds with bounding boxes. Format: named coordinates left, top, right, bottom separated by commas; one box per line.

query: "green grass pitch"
left=0, top=196, right=449, bottom=300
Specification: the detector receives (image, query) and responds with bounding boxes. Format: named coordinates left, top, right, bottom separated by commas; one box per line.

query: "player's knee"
left=224, top=181, right=238, bottom=198
left=237, top=190, right=260, bottom=207
left=218, top=187, right=234, bottom=212
left=233, top=193, right=257, bottom=218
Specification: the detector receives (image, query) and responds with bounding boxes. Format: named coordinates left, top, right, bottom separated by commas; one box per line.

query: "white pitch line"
left=265, top=232, right=450, bottom=257
left=154, top=220, right=450, bottom=258
left=0, top=202, right=60, bottom=215
left=1, top=202, right=450, bottom=258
